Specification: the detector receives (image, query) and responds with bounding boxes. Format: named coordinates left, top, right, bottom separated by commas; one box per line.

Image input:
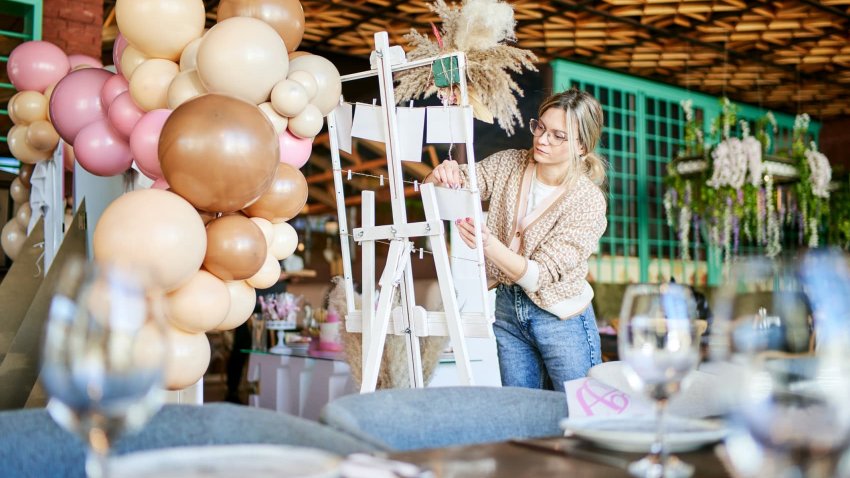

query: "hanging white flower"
left=805, top=142, right=831, bottom=199
left=743, top=136, right=763, bottom=187
left=707, top=137, right=747, bottom=189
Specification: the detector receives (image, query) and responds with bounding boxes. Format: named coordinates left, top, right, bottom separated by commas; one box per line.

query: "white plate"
left=109, top=444, right=342, bottom=478
left=560, top=416, right=727, bottom=453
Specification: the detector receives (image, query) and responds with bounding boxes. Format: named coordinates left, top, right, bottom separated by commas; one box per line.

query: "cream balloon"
left=215, top=280, right=256, bottom=331
left=8, top=125, right=52, bottom=164
left=10, top=90, right=48, bottom=125
left=166, top=269, right=231, bottom=333
left=26, top=120, right=60, bottom=151
left=196, top=17, right=288, bottom=104
left=287, top=70, right=317, bottom=100
left=115, top=0, right=205, bottom=61
left=14, top=202, right=31, bottom=229
left=246, top=253, right=281, bottom=289
left=93, top=189, right=207, bottom=292
left=179, top=37, right=203, bottom=71
left=287, top=103, right=322, bottom=139
left=120, top=45, right=149, bottom=80
left=166, top=68, right=207, bottom=109
left=9, top=177, right=30, bottom=204
left=269, top=221, right=298, bottom=260
left=259, top=102, right=288, bottom=134
left=129, top=58, right=180, bottom=111
left=270, top=79, right=308, bottom=117
left=250, top=217, right=274, bottom=247
left=132, top=320, right=168, bottom=372
left=287, top=54, right=342, bottom=116
left=1, top=220, right=26, bottom=260
left=163, top=325, right=211, bottom=390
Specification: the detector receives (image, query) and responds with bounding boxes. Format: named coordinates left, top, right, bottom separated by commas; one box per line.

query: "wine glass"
left=40, top=258, right=167, bottom=478
left=710, top=252, right=850, bottom=478
left=618, top=283, right=701, bottom=478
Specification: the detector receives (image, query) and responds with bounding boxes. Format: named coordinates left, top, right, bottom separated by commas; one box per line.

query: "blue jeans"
left=494, top=284, right=601, bottom=393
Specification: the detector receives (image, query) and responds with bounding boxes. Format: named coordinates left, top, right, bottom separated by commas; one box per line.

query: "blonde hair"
left=535, top=88, right=607, bottom=189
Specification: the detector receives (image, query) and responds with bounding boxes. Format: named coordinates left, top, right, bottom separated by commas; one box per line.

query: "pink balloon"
left=279, top=129, right=313, bottom=169
left=130, top=109, right=171, bottom=180
left=7, top=41, right=70, bottom=92
left=113, top=33, right=129, bottom=77
left=108, top=91, right=144, bottom=139
left=100, top=74, right=129, bottom=108
left=151, top=177, right=170, bottom=190
left=68, top=54, right=103, bottom=69
left=74, top=119, right=133, bottom=176
left=49, top=68, right=113, bottom=145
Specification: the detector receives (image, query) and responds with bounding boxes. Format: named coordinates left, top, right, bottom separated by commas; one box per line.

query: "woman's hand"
left=455, top=217, right=492, bottom=251
left=427, top=160, right=463, bottom=189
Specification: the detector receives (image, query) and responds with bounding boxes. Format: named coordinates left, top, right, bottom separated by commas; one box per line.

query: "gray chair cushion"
left=0, top=403, right=377, bottom=478
left=320, top=386, right=567, bottom=451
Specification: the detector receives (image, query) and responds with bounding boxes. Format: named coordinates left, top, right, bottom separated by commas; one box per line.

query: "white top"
left=525, top=170, right=559, bottom=215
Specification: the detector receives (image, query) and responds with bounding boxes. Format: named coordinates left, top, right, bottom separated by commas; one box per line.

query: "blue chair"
left=320, top=386, right=567, bottom=451
left=0, top=403, right=378, bottom=478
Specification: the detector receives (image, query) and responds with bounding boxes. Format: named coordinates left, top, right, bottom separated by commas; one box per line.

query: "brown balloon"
left=159, top=93, right=280, bottom=213
left=18, top=164, right=35, bottom=188
left=26, top=119, right=60, bottom=151
left=242, top=163, right=308, bottom=222
left=217, top=0, right=305, bottom=52
left=203, top=214, right=268, bottom=281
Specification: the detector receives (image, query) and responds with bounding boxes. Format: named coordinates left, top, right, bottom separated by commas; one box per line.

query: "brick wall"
left=42, top=0, right=103, bottom=59
left=820, top=116, right=850, bottom=173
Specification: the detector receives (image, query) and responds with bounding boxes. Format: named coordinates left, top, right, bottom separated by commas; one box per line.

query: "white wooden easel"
left=327, top=32, right=493, bottom=393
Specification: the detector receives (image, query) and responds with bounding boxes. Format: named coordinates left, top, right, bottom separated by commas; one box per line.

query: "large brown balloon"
left=242, top=163, right=307, bottom=222
left=203, top=214, right=268, bottom=281
left=217, top=0, right=305, bottom=52
left=159, top=94, right=279, bottom=213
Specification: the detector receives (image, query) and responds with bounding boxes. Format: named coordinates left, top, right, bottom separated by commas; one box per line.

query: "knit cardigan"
left=459, top=149, right=607, bottom=319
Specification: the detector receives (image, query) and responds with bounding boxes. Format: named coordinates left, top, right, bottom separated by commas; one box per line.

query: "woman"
left=426, top=88, right=607, bottom=392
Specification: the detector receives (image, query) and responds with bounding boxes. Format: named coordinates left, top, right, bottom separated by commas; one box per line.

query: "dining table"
left=391, top=436, right=733, bottom=478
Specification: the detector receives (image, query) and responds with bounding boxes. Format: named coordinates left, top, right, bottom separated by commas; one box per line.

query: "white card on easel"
left=426, top=105, right=473, bottom=144
left=333, top=102, right=354, bottom=154
left=396, top=106, right=426, bottom=162
left=351, top=103, right=385, bottom=143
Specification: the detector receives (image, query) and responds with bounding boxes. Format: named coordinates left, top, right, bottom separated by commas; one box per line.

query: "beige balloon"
left=196, top=17, right=289, bottom=105
left=116, top=0, right=206, bottom=61
left=287, top=70, right=317, bottom=100
left=7, top=92, right=22, bottom=124
left=14, top=202, right=31, bottom=229
left=163, top=325, right=211, bottom=390
left=246, top=253, right=281, bottom=289
left=259, top=102, right=288, bottom=135
left=166, top=269, right=231, bottom=333
left=167, top=68, right=207, bottom=109
left=8, top=125, right=52, bottom=164
left=26, top=120, right=60, bottom=151
left=9, top=177, right=30, bottom=204
left=287, top=103, right=323, bottom=139
left=269, top=221, right=298, bottom=260
left=43, top=81, right=58, bottom=105
left=1, top=220, right=26, bottom=261
left=121, top=45, right=149, bottom=80
left=215, top=280, right=256, bottom=331
left=132, top=320, right=168, bottom=371
left=11, top=90, right=48, bottom=125
left=250, top=217, right=274, bottom=247
left=179, top=36, right=203, bottom=71
left=288, top=54, right=342, bottom=116
left=270, top=79, right=308, bottom=117
left=130, top=58, right=180, bottom=111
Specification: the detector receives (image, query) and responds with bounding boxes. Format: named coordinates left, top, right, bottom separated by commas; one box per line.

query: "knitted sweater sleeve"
left=458, top=150, right=508, bottom=202
left=521, top=185, right=607, bottom=293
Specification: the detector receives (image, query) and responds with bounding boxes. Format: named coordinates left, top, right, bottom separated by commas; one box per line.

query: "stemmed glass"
left=710, top=252, right=850, bottom=478
left=40, top=258, right=167, bottom=478
left=618, top=283, right=701, bottom=478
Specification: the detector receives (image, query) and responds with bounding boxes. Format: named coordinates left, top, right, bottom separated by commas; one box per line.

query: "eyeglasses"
left=529, top=118, right=568, bottom=146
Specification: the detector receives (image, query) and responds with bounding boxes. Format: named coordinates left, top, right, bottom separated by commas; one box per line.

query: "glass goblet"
left=40, top=258, right=167, bottom=478
left=618, top=283, right=701, bottom=478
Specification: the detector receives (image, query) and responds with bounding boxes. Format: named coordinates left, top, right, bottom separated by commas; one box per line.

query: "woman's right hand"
left=428, top=160, right=463, bottom=189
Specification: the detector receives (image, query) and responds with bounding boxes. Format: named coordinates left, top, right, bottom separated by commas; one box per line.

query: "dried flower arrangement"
left=394, top=0, right=538, bottom=136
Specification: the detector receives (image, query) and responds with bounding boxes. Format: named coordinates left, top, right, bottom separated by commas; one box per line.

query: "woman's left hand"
left=455, top=217, right=492, bottom=251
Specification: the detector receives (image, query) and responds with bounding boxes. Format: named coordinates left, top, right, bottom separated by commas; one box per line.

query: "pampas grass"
left=394, top=0, right=538, bottom=136
left=326, top=277, right=447, bottom=389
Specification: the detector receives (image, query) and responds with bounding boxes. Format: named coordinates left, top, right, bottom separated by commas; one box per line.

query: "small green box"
left=432, top=57, right=460, bottom=88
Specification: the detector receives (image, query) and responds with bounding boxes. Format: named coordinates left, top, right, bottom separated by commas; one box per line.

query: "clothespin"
left=409, top=100, right=414, bottom=108
left=372, top=98, right=377, bottom=106
left=347, top=169, right=352, bottom=180
left=419, top=248, right=424, bottom=260
left=379, top=175, right=384, bottom=186
left=413, top=180, right=419, bottom=192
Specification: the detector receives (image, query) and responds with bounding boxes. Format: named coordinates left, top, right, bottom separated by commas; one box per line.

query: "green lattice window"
left=553, top=60, right=819, bottom=286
